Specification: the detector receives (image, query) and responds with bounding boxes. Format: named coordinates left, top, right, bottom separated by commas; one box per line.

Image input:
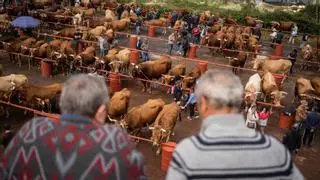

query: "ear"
left=95, top=104, right=107, bottom=125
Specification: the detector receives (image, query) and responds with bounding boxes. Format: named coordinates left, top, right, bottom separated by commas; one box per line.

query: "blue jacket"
left=303, top=112, right=320, bottom=129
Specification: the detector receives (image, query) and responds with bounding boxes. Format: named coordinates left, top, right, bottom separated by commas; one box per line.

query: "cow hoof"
left=156, top=149, right=161, bottom=155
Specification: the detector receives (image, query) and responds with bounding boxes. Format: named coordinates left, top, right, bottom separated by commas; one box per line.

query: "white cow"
left=244, top=73, right=262, bottom=111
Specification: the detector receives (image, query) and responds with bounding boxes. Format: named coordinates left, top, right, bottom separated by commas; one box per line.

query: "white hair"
left=59, top=74, right=109, bottom=118
left=195, top=69, right=243, bottom=109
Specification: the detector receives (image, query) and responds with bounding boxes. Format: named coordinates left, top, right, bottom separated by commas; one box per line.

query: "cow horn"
left=149, top=126, right=155, bottom=130
left=226, top=57, right=232, bottom=60
left=108, top=115, right=118, bottom=122
left=161, top=128, right=166, bottom=133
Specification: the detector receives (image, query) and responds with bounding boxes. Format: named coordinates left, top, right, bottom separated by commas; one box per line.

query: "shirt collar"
left=60, top=114, right=93, bottom=124
left=201, top=114, right=246, bottom=132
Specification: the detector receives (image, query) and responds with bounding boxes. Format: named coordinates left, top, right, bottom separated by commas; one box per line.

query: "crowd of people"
left=1, top=70, right=311, bottom=179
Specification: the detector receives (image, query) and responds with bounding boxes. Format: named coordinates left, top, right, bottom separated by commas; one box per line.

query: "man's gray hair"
left=59, top=74, right=109, bottom=118
left=195, top=69, right=243, bottom=109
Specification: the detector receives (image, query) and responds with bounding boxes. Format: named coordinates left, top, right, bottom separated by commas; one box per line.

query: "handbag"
left=247, top=122, right=256, bottom=129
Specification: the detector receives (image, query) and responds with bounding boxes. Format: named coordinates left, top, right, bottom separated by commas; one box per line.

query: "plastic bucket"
left=41, top=61, right=52, bottom=78
left=148, top=26, right=156, bottom=37
left=130, top=35, right=137, bottom=49
left=129, top=50, right=139, bottom=64
left=273, top=44, right=283, bottom=58
left=278, top=113, right=294, bottom=129
left=198, top=61, right=208, bottom=74
left=161, top=146, right=175, bottom=173
left=108, top=72, right=121, bottom=93
left=188, top=43, right=197, bottom=59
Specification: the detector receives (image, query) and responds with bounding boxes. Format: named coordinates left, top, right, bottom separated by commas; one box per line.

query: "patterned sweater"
left=166, top=114, right=304, bottom=180
left=0, top=114, right=146, bottom=180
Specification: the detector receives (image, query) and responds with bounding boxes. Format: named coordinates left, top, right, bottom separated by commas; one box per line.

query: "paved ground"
left=0, top=25, right=319, bottom=179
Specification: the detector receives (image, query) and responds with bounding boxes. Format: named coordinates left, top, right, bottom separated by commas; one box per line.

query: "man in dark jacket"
left=0, top=74, right=146, bottom=179
left=116, top=4, right=124, bottom=20
left=282, top=121, right=303, bottom=155
left=302, top=109, right=320, bottom=147
left=182, top=38, right=190, bottom=57
left=288, top=49, right=298, bottom=74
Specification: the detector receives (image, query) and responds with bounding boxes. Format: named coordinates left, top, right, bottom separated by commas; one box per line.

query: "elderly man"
left=0, top=74, right=146, bottom=179
left=166, top=69, right=303, bottom=180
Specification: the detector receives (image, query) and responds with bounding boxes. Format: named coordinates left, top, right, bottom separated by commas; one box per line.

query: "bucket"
left=272, top=74, right=285, bottom=89
left=162, top=142, right=176, bottom=149
left=148, top=26, right=156, bottom=37
left=40, top=61, right=52, bottom=78
left=188, top=43, right=197, bottom=59
left=129, top=50, right=139, bottom=64
left=273, top=44, right=283, bottom=58
left=278, top=113, right=294, bottom=129
left=161, top=146, right=175, bottom=173
left=130, top=35, right=137, bottom=49
left=109, top=72, right=121, bottom=93
left=198, top=61, right=208, bottom=74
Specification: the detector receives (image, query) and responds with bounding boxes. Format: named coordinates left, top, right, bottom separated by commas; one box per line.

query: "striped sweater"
left=166, top=114, right=304, bottom=180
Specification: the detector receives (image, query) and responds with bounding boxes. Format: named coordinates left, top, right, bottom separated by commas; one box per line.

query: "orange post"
left=130, top=35, right=138, bottom=49
left=273, top=44, right=283, bottom=58
left=40, top=61, right=52, bottom=78
left=161, top=142, right=176, bottom=173
left=278, top=113, right=294, bottom=129
left=188, top=43, right=197, bottom=59
left=108, top=72, right=121, bottom=93
left=198, top=61, right=208, bottom=74
left=129, top=50, right=139, bottom=64
left=148, top=26, right=156, bottom=37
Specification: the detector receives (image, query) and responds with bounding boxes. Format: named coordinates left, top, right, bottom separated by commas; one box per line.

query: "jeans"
left=100, top=48, right=105, bottom=57
left=168, top=44, right=173, bottom=55
left=303, top=128, right=315, bottom=146
left=136, top=26, right=141, bottom=35
left=142, top=52, right=149, bottom=61
left=189, top=103, right=195, bottom=118
left=290, top=60, right=296, bottom=73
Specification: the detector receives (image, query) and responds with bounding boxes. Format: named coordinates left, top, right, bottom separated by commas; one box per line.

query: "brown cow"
left=300, top=44, right=314, bottom=70
left=109, top=48, right=130, bottom=73
left=20, top=38, right=37, bottom=55
left=181, top=66, right=202, bottom=90
left=311, top=77, right=320, bottom=95
left=149, top=102, right=181, bottom=155
left=108, top=88, right=131, bottom=120
left=262, top=72, right=287, bottom=106
left=145, top=18, right=169, bottom=27
left=73, top=46, right=98, bottom=68
left=244, top=73, right=262, bottom=111
left=122, top=98, right=166, bottom=137
left=161, top=63, right=186, bottom=85
left=130, top=58, right=172, bottom=93
left=252, top=59, right=292, bottom=74
left=227, top=52, right=248, bottom=74
left=295, top=77, right=315, bottom=102
left=245, top=16, right=259, bottom=27
left=56, top=28, right=76, bottom=38
left=106, top=18, right=131, bottom=31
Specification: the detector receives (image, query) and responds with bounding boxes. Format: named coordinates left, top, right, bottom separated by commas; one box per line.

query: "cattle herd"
left=0, top=0, right=319, bottom=154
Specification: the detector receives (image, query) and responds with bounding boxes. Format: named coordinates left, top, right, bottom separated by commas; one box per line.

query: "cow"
left=105, top=9, right=115, bottom=22
left=244, top=73, right=262, bottom=111
left=145, top=18, right=169, bottom=27
left=0, top=74, right=28, bottom=90
left=244, top=16, right=261, bottom=27
left=207, top=24, right=222, bottom=34
left=226, top=16, right=237, bottom=25
left=4, top=39, right=23, bottom=63
left=56, top=28, right=76, bottom=38
left=130, top=58, right=172, bottom=93
left=311, top=77, right=320, bottom=95
left=72, top=46, right=98, bottom=70
left=20, top=38, right=37, bottom=55
left=149, top=102, right=181, bottom=155
left=262, top=72, right=287, bottom=106
left=300, top=44, right=314, bottom=70
left=105, top=18, right=131, bottom=31
left=247, top=36, right=261, bottom=56
left=251, top=59, right=292, bottom=74
left=108, top=88, right=131, bottom=121
left=180, top=66, right=202, bottom=90
left=0, top=77, right=16, bottom=102
left=223, top=32, right=235, bottom=50
left=121, top=98, right=166, bottom=137
left=56, top=41, right=76, bottom=75
left=109, top=48, right=130, bottom=73
left=161, top=63, right=186, bottom=86
left=279, top=21, right=294, bottom=31
left=17, top=83, right=63, bottom=112
left=295, top=77, right=315, bottom=102
left=89, top=26, right=107, bottom=36
left=227, top=52, right=248, bottom=74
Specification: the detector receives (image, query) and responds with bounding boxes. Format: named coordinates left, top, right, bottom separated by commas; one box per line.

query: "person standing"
left=168, top=33, right=175, bottom=55
left=288, top=49, right=298, bottom=74
left=135, top=18, right=142, bottom=35
left=182, top=38, right=190, bottom=58
left=136, top=36, right=143, bottom=58
left=0, top=74, right=146, bottom=179
left=141, top=39, right=150, bottom=61
left=258, top=106, right=271, bottom=134
left=275, top=29, right=284, bottom=45
left=166, top=69, right=303, bottom=180
left=116, top=4, right=124, bottom=20
left=289, top=24, right=298, bottom=44
left=97, top=35, right=106, bottom=57
left=302, top=108, right=320, bottom=147
left=172, top=81, right=182, bottom=104
left=181, top=88, right=197, bottom=120
left=245, top=103, right=259, bottom=129
left=191, top=25, right=200, bottom=44
left=300, top=33, right=309, bottom=49
left=282, top=121, right=303, bottom=155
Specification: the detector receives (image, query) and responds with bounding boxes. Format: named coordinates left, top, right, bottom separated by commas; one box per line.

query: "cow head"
left=180, top=75, right=195, bottom=90
left=109, top=61, right=123, bottom=73
left=251, top=59, right=264, bottom=70
left=270, top=90, right=288, bottom=106
left=129, top=63, right=141, bottom=78
left=161, top=74, right=175, bottom=85
left=149, top=125, right=167, bottom=148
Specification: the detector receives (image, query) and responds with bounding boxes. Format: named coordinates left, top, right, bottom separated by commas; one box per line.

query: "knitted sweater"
left=0, top=114, right=146, bottom=180
left=166, top=114, right=303, bottom=180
